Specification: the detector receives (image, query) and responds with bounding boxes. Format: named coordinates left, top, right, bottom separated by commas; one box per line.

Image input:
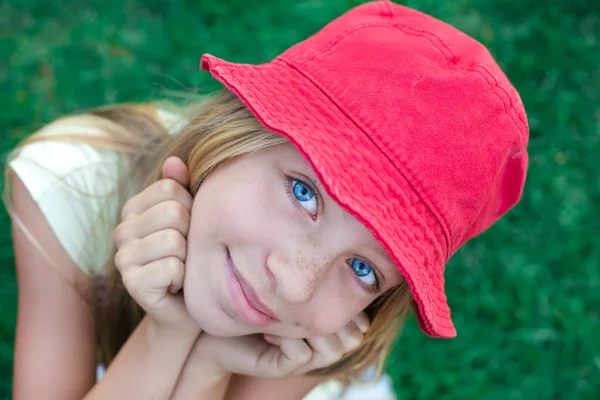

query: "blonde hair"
left=5, top=89, right=413, bottom=382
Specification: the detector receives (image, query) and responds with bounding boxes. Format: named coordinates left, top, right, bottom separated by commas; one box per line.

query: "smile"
left=225, top=248, right=279, bottom=327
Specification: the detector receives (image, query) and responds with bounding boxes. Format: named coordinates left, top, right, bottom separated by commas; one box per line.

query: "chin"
left=182, top=287, right=246, bottom=337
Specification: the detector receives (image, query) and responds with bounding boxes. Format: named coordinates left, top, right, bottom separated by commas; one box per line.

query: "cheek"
left=197, top=174, right=289, bottom=250
left=305, top=289, right=370, bottom=336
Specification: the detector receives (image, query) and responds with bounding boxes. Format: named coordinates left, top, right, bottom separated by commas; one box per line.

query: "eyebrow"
left=368, top=244, right=395, bottom=268
left=305, top=172, right=325, bottom=196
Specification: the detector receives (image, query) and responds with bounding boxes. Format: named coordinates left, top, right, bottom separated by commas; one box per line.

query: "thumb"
left=161, top=156, right=190, bottom=188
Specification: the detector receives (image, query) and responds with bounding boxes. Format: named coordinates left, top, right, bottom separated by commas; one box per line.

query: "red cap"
left=200, top=0, right=529, bottom=338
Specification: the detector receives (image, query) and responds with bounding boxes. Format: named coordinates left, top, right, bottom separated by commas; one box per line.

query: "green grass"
left=1, top=0, right=599, bottom=398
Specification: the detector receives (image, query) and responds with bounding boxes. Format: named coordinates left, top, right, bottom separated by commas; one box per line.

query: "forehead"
left=260, top=143, right=307, bottom=165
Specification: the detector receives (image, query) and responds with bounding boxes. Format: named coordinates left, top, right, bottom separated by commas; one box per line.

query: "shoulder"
left=156, top=108, right=188, bottom=134
left=8, top=135, right=124, bottom=274
left=7, top=106, right=187, bottom=274
left=9, top=118, right=125, bottom=201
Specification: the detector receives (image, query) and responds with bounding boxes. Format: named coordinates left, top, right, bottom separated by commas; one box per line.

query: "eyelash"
left=348, top=258, right=382, bottom=294
left=283, top=175, right=382, bottom=294
left=283, top=175, right=321, bottom=220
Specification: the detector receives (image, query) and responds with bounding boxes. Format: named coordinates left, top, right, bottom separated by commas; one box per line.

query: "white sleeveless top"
left=9, top=109, right=395, bottom=400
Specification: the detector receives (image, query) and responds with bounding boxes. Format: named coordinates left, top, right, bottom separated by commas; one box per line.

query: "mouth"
left=225, top=248, right=280, bottom=327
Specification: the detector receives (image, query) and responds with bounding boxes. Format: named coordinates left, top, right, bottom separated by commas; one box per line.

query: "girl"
left=5, top=1, right=529, bottom=399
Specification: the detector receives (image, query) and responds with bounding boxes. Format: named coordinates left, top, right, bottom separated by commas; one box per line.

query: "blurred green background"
left=1, top=0, right=599, bottom=399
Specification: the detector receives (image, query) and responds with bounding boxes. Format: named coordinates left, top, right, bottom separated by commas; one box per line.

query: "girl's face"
left=184, top=143, right=403, bottom=338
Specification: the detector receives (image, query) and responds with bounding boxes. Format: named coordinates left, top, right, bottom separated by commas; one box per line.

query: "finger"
left=301, top=331, right=360, bottom=374
left=296, top=335, right=345, bottom=373
left=305, top=335, right=345, bottom=363
left=114, top=200, right=190, bottom=248
left=115, top=229, right=186, bottom=270
left=166, top=260, right=186, bottom=294
left=123, top=258, right=191, bottom=329
left=162, top=157, right=190, bottom=188
left=121, top=179, right=193, bottom=220
left=334, top=320, right=364, bottom=353
left=259, top=337, right=312, bottom=378
left=293, top=338, right=340, bottom=375
left=295, top=317, right=367, bottom=375
left=353, top=312, right=370, bottom=333
left=122, top=256, right=185, bottom=301
left=263, top=334, right=282, bottom=346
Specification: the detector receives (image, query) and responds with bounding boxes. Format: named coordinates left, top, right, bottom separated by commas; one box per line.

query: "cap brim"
left=201, top=54, right=457, bottom=338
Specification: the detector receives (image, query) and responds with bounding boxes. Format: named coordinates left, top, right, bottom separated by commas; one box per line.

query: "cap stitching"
left=390, top=25, right=529, bottom=253
left=291, top=71, right=448, bottom=278
left=291, top=22, right=389, bottom=65
left=282, top=22, right=527, bottom=259
left=392, top=24, right=528, bottom=142
left=281, top=45, right=452, bottom=262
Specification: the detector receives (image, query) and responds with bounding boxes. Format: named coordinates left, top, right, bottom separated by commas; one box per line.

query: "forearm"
left=84, top=315, right=199, bottom=400
left=170, top=366, right=231, bottom=400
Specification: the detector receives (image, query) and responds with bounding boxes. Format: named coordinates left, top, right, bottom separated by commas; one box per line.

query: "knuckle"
left=164, top=201, right=189, bottom=226
left=347, top=322, right=363, bottom=338
left=121, top=198, right=136, bottom=220
left=160, top=179, right=180, bottom=198
left=113, top=223, right=125, bottom=245
left=296, top=350, right=312, bottom=365
left=354, top=313, right=370, bottom=332
left=114, top=249, right=129, bottom=270
left=165, top=256, right=184, bottom=276
left=330, top=341, right=345, bottom=358
left=343, top=326, right=364, bottom=350
left=162, top=229, right=186, bottom=253
left=113, top=220, right=131, bottom=246
left=346, top=335, right=362, bottom=351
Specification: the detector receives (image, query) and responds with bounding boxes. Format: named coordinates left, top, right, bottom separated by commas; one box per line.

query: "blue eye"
left=350, top=258, right=377, bottom=286
left=291, top=179, right=318, bottom=214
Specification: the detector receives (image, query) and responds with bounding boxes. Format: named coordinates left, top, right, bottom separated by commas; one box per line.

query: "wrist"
left=190, top=333, right=230, bottom=380
left=169, top=333, right=232, bottom=400
left=146, top=315, right=202, bottom=345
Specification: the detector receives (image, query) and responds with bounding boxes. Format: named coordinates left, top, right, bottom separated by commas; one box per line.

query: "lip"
left=225, top=248, right=279, bottom=327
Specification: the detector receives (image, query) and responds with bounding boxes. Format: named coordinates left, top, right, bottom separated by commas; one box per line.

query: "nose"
left=266, top=245, right=332, bottom=304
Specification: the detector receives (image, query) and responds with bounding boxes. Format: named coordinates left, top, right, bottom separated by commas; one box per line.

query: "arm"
left=170, top=311, right=368, bottom=400
left=225, top=374, right=326, bottom=400
left=12, top=175, right=97, bottom=399
left=11, top=176, right=197, bottom=400
left=169, top=348, right=232, bottom=400
left=85, top=315, right=197, bottom=400
left=172, top=368, right=324, bottom=400
left=169, top=341, right=323, bottom=400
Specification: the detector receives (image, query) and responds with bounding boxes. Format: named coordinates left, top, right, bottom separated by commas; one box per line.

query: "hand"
left=113, top=157, right=199, bottom=335
left=191, top=312, right=370, bottom=379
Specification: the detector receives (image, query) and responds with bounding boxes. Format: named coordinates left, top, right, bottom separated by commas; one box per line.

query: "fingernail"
left=356, top=320, right=369, bottom=333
